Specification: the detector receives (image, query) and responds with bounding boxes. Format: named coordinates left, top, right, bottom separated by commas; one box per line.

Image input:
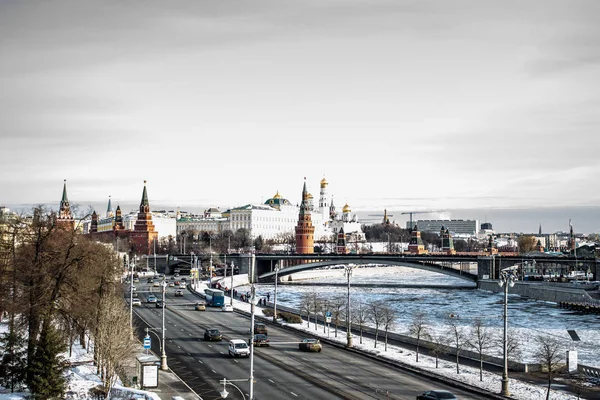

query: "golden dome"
left=308, top=193, right=313, bottom=199
left=320, top=177, right=328, bottom=188
left=273, top=191, right=281, bottom=199
left=342, top=203, right=351, bottom=213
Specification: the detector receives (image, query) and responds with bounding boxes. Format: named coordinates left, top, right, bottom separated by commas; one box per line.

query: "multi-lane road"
left=130, top=278, right=496, bottom=400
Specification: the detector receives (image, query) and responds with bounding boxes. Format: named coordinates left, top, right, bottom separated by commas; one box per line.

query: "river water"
left=239, top=265, right=600, bottom=367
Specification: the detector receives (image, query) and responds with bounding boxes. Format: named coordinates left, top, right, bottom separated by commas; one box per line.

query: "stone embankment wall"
left=477, top=281, right=600, bottom=305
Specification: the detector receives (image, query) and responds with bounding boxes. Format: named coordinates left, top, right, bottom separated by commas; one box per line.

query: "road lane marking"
left=291, top=392, right=298, bottom=397
left=268, top=379, right=275, bottom=384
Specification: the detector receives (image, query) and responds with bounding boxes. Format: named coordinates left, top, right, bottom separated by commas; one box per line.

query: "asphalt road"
left=130, top=281, right=497, bottom=400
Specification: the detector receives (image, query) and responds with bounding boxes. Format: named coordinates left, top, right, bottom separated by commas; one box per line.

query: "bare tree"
left=446, top=314, right=465, bottom=374
left=428, top=332, right=447, bottom=368
left=319, top=298, right=329, bottom=334
left=299, top=293, right=313, bottom=329
left=532, top=335, right=564, bottom=400
left=466, top=318, right=494, bottom=381
left=380, top=305, right=397, bottom=351
left=330, top=297, right=346, bottom=338
left=367, top=301, right=385, bottom=348
left=351, top=301, right=368, bottom=344
left=409, top=312, right=430, bottom=362
left=309, top=291, right=322, bottom=331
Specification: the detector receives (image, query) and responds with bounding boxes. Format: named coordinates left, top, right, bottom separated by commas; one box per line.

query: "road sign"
left=143, top=336, right=151, bottom=349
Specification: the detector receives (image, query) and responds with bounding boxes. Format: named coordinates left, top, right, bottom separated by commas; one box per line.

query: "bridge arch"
left=258, top=258, right=478, bottom=282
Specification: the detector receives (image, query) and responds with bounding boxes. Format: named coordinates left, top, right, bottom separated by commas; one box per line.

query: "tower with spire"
left=56, top=179, right=75, bottom=229
left=130, top=180, right=158, bottom=255
left=407, top=225, right=427, bottom=254
left=295, top=178, right=315, bottom=255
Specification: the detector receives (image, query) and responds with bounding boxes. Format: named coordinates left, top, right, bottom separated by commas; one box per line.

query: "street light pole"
left=344, top=264, right=354, bottom=348
left=273, top=264, right=280, bottom=323
left=160, top=280, right=168, bottom=370
left=219, top=378, right=247, bottom=400
left=230, top=261, right=234, bottom=306
left=129, top=256, right=135, bottom=339
left=499, top=265, right=517, bottom=397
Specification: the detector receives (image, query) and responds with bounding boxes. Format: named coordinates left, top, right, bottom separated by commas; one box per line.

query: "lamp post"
left=499, top=265, right=517, bottom=397
left=230, top=261, right=234, bottom=306
left=344, top=264, right=354, bottom=348
left=219, top=378, right=248, bottom=399
left=160, top=279, right=168, bottom=370
left=273, top=263, right=281, bottom=323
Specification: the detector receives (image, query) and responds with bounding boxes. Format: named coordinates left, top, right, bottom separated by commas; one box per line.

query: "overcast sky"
left=1, top=1, right=599, bottom=221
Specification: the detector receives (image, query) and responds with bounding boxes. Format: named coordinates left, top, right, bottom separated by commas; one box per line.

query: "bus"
left=204, top=288, right=225, bottom=307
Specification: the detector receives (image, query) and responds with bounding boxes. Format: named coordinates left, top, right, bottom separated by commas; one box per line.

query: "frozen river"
left=240, top=265, right=600, bottom=367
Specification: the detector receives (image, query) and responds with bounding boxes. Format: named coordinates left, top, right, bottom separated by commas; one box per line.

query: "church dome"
left=320, top=177, right=328, bottom=188
left=265, top=191, right=291, bottom=209
left=342, top=203, right=351, bottom=213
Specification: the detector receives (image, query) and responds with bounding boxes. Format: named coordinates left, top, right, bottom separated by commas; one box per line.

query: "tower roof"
left=61, top=179, right=69, bottom=204
left=140, top=180, right=149, bottom=208
left=320, top=177, right=328, bottom=188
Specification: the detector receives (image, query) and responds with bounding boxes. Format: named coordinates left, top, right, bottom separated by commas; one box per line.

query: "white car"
left=147, top=295, right=157, bottom=303
left=132, top=298, right=141, bottom=307
left=228, top=339, right=250, bottom=357
left=222, top=304, right=234, bottom=312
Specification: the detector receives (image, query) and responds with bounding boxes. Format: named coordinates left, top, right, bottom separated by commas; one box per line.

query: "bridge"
left=251, top=253, right=599, bottom=284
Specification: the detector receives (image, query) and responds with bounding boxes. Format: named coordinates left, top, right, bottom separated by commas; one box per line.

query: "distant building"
left=410, top=219, right=479, bottom=236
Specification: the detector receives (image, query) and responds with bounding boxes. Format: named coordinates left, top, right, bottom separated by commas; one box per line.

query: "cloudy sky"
left=1, top=1, right=599, bottom=224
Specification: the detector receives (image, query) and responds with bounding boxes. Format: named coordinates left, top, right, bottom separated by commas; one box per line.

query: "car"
left=254, top=323, right=267, bottom=335
left=131, top=298, right=141, bottom=307
left=253, top=334, right=269, bottom=347
left=179, top=282, right=186, bottom=288
left=195, top=302, right=206, bottom=311
left=228, top=339, right=250, bottom=357
left=153, top=281, right=160, bottom=287
left=155, top=300, right=165, bottom=308
left=133, top=277, right=139, bottom=283
left=168, top=282, right=175, bottom=287
left=147, top=278, right=153, bottom=283
left=147, top=295, right=157, bottom=303
left=416, top=390, right=457, bottom=400
left=174, top=289, right=183, bottom=297
left=204, top=328, right=222, bottom=341
left=298, top=338, right=322, bottom=352
left=130, top=286, right=137, bottom=291
left=222, top=304, right=233, bottom=312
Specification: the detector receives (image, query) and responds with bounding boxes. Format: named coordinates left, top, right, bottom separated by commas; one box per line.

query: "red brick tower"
left=56, top=179, right=75, bottom=230
left=130, top=180, right=158, bottom=255
left=295, top=179, right=315, bottom=254
left=336, top=227, right=347, bottom=254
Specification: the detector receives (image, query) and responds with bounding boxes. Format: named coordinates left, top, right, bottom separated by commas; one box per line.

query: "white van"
left=228, top=339, right=250, bottom=357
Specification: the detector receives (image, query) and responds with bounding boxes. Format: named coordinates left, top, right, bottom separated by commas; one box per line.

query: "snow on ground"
left=0, top=323, right=160, bottom=400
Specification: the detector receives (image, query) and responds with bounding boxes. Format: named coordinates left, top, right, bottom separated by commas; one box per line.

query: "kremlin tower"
left=56, top=179, right=75, bottom=230
left=130, top=180, right=158, bottom=255
left=295, top=178, right=315, bottom=255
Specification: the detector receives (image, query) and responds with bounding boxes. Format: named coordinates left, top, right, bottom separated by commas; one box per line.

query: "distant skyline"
left=1, top=1, right=599, bottom=233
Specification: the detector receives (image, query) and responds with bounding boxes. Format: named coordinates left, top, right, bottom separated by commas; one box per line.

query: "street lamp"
left=219, top=378, right=248, bottom=399
left=273, top=263, right=281, bottom=323
left=230, top=261, right=234, bottom=306
left=344, top=264, right=354, bottom=348
left=498, top=265, right=517, bottom=397
left=160, top=279, right=168, bottom=370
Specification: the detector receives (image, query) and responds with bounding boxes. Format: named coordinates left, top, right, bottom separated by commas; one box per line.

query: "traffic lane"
left=141, top=303, right=349, bottom=400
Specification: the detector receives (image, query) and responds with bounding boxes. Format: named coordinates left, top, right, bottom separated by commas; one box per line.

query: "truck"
left=204, top=288, right=225, bottom=307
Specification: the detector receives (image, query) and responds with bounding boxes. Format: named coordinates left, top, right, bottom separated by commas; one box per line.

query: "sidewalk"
left=117, top=347, right=202, bottom=400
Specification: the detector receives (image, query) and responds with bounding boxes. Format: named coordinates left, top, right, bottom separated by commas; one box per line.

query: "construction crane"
left=401, top=210, right=443, bottom=229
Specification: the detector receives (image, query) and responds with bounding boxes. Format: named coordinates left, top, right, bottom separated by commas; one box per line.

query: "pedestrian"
left=267, top=292, right=270, bottom=302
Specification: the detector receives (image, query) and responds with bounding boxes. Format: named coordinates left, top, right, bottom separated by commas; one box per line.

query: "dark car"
left=298, top=338, right=322, bottom=352
left=416, top=390, right=457, bottom=400
left=254, top=323, right=268, bottom=335
left=155, top=300, right=165, bottom=308
left=204, top=328, right=222, bottom=341
left=253, top=334, right=269, bottom=347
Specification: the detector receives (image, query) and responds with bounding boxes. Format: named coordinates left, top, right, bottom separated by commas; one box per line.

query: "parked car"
left=222, top=304, right=233, bottom=312
left=253, top=334, right=269, bottom=347
left=298, top=338, right=322, bottom=352
left=174, top=289, right=184, bottom=297
left=131, top=298, right=141, bottom=307
left=195, top=302, right=206, bottom=311
left=203, top=328, right=222, bottom=341
left=254, top=323, right=267, bottom=335
left=416, top=390, right=457, bottom=400
left=147, top=294, right=157, bottom=303
left=228, top=339, right=250, bottom=357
